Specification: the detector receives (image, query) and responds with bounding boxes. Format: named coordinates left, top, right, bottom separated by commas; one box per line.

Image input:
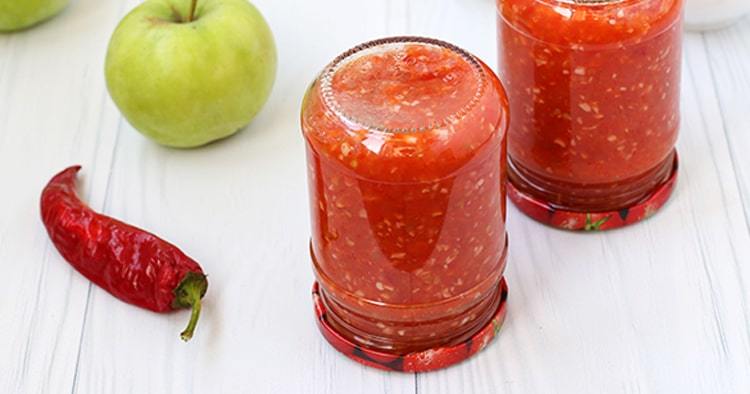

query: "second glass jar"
left=497, top=0, right=683, bottom=230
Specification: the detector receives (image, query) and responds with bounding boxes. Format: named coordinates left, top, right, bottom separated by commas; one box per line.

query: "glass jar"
left=302, top=37, right=510, bottom=371
left=497, top=0, right=683, bottom=231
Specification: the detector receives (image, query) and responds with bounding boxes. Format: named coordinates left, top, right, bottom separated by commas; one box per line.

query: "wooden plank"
left=701, top=20, right=750, bottom=230
left=0, top=0, right=125, bottom=392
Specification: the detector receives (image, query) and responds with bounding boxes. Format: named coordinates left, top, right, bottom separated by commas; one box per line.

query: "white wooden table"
left=2, top=1, right=749, bottom=393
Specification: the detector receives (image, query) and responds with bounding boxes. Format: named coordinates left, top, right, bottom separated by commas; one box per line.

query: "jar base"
left=311, top=278, right=508, bottom=372
left=508, top=152, right=679, bottom=231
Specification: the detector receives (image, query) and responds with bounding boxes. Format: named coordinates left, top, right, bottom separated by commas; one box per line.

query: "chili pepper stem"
left=187, top=0, right=198, bottom=22
left=173, top=271, right=208, bottom=342
left=180, top=291, right=202, bottom=342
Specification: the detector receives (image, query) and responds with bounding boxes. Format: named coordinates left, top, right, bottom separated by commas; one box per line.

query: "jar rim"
left=565, top=0, right=626, bottom=3
left=539, top=0, right=632, bottom=5
left=319, top=36, right=489, bottom=134
left=557, top=0, right=637, bottom=5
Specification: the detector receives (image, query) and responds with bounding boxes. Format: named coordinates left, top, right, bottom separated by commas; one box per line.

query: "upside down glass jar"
left=301, top=37, right=510, bottom=372
left=497, top=0, right=683, bottom=231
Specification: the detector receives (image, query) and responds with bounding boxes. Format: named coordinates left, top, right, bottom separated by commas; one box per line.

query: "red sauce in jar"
left=498, top=0, right=683, bottom=211
left=302, top=37, right=510, bottom=354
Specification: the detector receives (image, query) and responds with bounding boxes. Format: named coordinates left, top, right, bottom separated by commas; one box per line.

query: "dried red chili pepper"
left=40, top=166, right=208, bottom=341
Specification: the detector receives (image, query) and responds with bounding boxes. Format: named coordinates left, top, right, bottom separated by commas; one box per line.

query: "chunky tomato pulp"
left=302, top=39, right=509, bottom=354
left=498, top=0, right=682, bottom=211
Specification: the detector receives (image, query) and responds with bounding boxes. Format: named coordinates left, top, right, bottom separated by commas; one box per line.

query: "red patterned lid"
left=312, top=279, right=508, bottom=372
left=509, top=153, right=679, bottom=231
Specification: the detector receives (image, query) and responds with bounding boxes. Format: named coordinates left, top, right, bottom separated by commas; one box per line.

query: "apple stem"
left=188, top=0, right=198, bottom=22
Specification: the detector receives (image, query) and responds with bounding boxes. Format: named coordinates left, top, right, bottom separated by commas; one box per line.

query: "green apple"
left=0, top=0, right=70, bottom=31
left=105, top=0, right=277, bottom=148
